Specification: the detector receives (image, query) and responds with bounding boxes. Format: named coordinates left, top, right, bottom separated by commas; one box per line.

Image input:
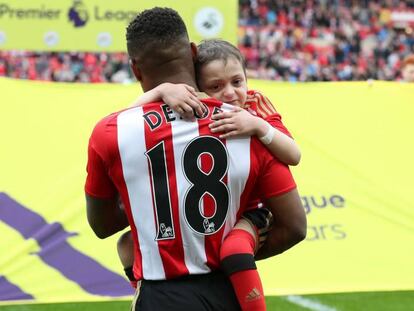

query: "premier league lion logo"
left=68, top=0, right=89, bottom=27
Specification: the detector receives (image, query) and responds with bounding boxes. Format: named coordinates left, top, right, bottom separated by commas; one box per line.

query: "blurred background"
left=1, top=0, right=414, bottom=83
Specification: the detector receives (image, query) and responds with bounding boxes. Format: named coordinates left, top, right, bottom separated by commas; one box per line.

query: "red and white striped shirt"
left=244, top=89, right=292, bottom=138
left=85, top=98, right=296, bottom=281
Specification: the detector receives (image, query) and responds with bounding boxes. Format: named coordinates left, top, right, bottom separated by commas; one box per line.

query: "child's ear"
left=190, top=42, right=198, bottom=63
left=130, top=59, right=142, bottom=81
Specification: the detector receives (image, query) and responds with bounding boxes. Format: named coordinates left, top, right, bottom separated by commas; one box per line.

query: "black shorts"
left=131, top=271, right=241, bottom=311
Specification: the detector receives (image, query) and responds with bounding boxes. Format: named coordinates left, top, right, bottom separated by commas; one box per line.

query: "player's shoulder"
left=200, top=97, right=238, bottom=115
left=91, top=106, right=136, bottom=138
left=200, top=97, right=223, bottom=108
left=93, top=109, right=120, bottom=130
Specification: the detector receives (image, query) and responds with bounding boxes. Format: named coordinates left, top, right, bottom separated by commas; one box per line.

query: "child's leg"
left=117, top=230, right=138, bottom=288
left=220, top=208, right=272, bottom=311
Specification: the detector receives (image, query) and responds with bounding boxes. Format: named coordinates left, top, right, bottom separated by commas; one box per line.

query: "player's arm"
left=131, top=82, right=205, bottom=119
left=255, top=188, right=306, bottom=260
left=210, top=107, right=301, bottom=165
left=85, top=125, right=129, bottom=239
left=252, top=145, right=306, bottom=260
left=86, top=194, right=129, bottom=239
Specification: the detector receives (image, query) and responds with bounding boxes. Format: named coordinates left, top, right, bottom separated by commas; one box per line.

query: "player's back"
left=114, top=98, right=258, bottom=280
left=89, top=98, right=294, bottom=281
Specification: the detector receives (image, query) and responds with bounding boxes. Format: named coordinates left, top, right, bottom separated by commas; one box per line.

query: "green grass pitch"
left=0, top=291, right=413, bottom=311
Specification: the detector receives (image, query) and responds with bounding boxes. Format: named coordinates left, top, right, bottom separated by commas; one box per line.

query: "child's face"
left=198, top=57, right=247, bottom=107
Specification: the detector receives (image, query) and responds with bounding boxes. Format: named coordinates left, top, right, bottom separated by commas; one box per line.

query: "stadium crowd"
left=0, top=0, right=413, bottom=82
left=239, top=0, right=414, bottom=81
left=0, top=51, right=132, bottom=83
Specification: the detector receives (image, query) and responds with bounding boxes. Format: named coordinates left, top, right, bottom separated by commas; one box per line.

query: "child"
left=118, top=39, right=301, bottom=310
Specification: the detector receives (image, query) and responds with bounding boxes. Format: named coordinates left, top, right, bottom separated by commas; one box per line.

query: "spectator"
left=401, top=54, right=414, bottom=82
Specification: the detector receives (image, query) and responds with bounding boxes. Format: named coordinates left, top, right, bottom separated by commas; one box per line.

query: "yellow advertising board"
left=0, top=0, right=237, bottom=51
left=0, top=78, right=413, bottom=304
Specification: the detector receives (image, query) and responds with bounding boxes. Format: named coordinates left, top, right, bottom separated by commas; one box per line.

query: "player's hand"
left=209, top=107, right=262, bottom=138
left=158, top=83, right=206, bottom=120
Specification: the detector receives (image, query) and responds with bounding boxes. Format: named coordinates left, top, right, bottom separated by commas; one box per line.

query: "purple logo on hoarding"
left=0, top=193, right=133, bottom=301
left=68, top=0, right=89, bottom=27
left=0, top=276, right=33, bottom=301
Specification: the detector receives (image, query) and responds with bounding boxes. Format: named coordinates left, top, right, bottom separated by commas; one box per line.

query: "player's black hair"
left=126, top=7, right=189, bottom=61
left=195, top=39, right=246, bottom=76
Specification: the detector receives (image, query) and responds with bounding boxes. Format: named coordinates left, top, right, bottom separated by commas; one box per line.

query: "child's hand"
left=209, top=107, right=266, bottom=139
left=158, top=83, right=205, bottom=120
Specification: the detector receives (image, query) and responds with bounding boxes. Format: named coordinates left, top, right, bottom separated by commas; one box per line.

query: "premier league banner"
left=0, top=78, right=413, bottom=304
left=0, top=0, right=237, bottom=51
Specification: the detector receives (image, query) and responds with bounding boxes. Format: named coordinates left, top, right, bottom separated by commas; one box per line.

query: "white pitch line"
left=285, top=295, right=338, bottom=311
